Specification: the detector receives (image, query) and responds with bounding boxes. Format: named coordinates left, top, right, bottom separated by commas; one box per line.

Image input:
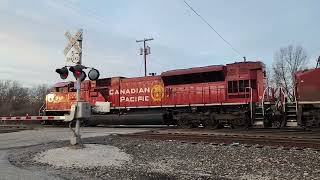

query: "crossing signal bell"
left=55, top=67, right=69, bottom=80
left=88, top=68, right=100, bottom=80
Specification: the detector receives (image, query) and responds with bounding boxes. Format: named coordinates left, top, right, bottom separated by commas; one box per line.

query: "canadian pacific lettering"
left=109, top=87, right=151, bottom=102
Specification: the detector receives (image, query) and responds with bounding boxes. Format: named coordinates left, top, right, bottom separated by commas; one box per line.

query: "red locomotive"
left=42, top=60, right=320, bottom=128
left=295, top=67, right=320, bottom=127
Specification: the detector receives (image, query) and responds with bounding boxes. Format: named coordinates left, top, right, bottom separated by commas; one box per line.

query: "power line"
left=183, top=0, right=242, bottom=56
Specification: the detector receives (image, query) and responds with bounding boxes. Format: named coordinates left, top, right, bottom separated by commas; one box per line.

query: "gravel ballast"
left=35, top=144, right=131, bottom=168
left=8, top=135, right=320, bottom=179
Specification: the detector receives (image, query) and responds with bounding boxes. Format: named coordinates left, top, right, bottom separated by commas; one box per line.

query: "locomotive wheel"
left=176, top=113, right=200, bottom=128
left=231, top=118, right=246, bottom=129
left=203, top=113, right=219, bottom=129
left=176, top=113, right=190, bottom=128
left=271, top=120, right=281, bottom=128
left=280, top=115, right=286, bottom=128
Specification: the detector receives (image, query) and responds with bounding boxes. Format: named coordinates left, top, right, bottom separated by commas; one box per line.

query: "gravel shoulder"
left=8, top=135, right=320, bottom=180
left=0, top=127, right=147, bottom=180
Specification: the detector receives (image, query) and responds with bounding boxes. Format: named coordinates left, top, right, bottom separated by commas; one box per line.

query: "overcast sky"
left=0, top=0, right=319, bottom=87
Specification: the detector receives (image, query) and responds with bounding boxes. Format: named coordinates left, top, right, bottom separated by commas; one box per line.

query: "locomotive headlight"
left=46, top=93, right=55, bottom=103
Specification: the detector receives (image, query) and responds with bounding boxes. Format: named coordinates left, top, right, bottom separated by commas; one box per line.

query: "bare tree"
left=29, top=85, right=50, bottom=115
left=0, top=80, right=49, bottom=116
left=272, top=45, right=308, bottom=101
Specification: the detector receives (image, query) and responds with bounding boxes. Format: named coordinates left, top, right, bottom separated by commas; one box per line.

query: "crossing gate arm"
left=0, top=116, right=65, bottom=121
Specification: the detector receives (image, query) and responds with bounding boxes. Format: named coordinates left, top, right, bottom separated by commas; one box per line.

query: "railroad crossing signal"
left=55, top=67, right=69, bottom=79
left=56, top=65, right=100, bottom=81
left=56, top=29, right=101, bottom=147
left=64, top=29, right=83, bottom=63
left=69, top=65, right=87, bottom=81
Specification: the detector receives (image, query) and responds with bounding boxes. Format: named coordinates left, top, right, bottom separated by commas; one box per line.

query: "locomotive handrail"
left=262, top=86, right=287, bottom=117
left=293, top=86, right=299, bottom=117
left=262, top=87, right=272, bottom=117
left=245, top=87, right=253, bottom=120
left=38, top=103, right=45, bottom=116
left=279, top=87, right=286, bottom=113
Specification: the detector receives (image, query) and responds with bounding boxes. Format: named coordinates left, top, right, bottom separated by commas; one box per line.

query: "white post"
left=70, top=76, right=82, bottom=146
left=74, top=77, right=81, bottom=145
left=70, top=29, right=83, bottom=146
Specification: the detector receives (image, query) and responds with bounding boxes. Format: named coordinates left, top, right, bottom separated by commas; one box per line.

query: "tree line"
left=271, top=44, right=312, bottom=101
left=0, top=80, right=49, bottom=116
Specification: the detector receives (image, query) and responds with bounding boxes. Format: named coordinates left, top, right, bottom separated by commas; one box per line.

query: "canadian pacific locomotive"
left=41, top=60, right=320, bottom=128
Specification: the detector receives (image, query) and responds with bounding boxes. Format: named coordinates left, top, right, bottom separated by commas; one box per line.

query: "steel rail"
left=123, top=132, right=320, bottom=149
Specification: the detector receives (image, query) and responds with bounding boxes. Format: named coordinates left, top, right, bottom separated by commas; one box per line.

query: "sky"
left=0, top=0, right=319, bottom=87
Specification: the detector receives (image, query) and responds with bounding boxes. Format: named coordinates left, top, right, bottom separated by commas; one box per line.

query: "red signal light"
left=74, top=70, right=81, bottom=78
left=55, top=67, right=69, bottom=80
left=69, top=65, right=86, bottom=81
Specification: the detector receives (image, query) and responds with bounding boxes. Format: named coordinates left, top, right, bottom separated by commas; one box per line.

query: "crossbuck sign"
left=64, top=29, right=83, bottom=63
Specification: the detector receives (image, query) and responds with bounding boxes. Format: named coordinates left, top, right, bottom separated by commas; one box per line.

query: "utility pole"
left=136, top=38, right=154, bottom=76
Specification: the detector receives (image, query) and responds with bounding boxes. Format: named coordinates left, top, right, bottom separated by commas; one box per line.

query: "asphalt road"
left=0, top=127, right=147, bottom=180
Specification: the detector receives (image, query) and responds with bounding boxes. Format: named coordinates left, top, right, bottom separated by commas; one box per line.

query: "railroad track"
left=122, top=129, right=320, bottom=150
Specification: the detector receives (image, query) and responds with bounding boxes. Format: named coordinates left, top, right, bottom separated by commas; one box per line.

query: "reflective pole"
left=69, top=75, right=82, bottom=146
left=75, top=30, right=82, bottom=144
left=75, top=77, right=81, bottom=138
left=70, top=30, right=83, bottom=146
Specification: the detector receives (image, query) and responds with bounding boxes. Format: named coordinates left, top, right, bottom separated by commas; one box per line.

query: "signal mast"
left=55, top=29, right=100, bottom=147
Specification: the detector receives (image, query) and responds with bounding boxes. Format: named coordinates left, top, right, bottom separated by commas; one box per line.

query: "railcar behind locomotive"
left=295, top=68, right=320, bottom=127
left=41, top=60, right=320, bottom=128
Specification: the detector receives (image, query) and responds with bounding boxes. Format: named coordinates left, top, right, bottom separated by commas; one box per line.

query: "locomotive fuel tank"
left=90, top=112, right=165, bottom=125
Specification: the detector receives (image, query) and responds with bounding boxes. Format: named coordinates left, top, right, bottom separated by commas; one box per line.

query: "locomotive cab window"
left=55, top=87, right=65, bottom=92
left=68, top=83, right=76, bottom=92
left=228, top=80, right=250, bottom=93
